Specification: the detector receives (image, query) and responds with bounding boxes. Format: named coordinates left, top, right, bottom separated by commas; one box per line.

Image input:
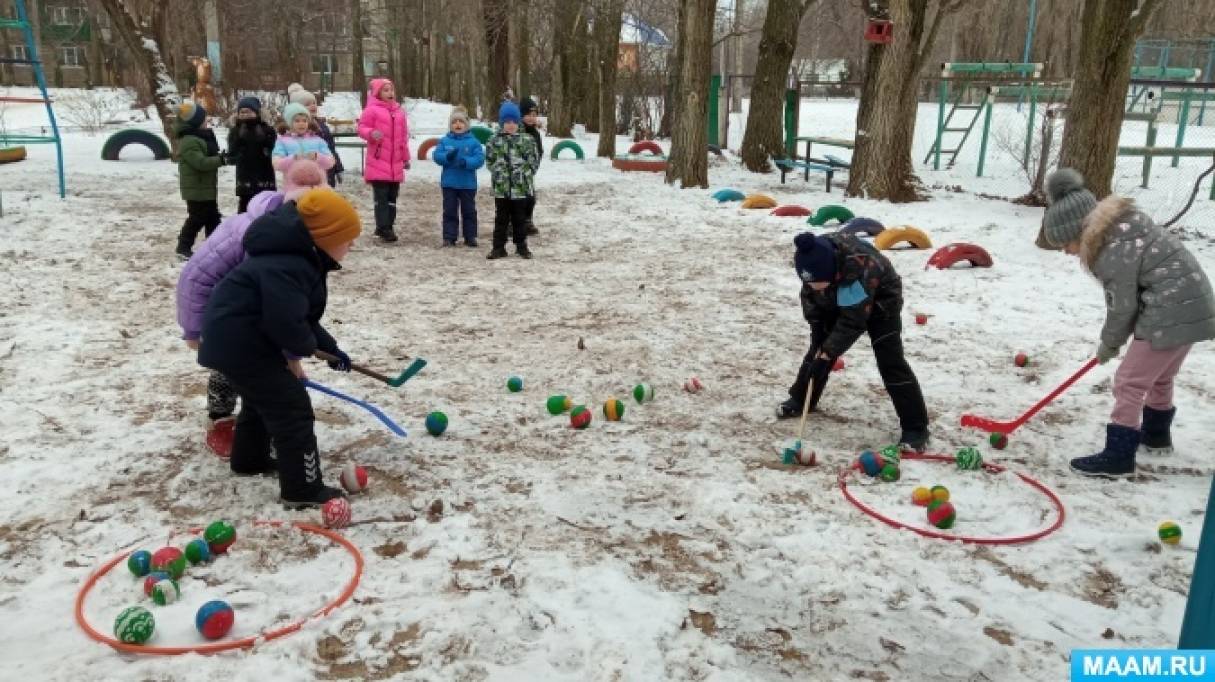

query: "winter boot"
left=281, top=484, right=346, bottom=509
left=233, top=457, right=279, bottom=477
left=205, top=416, right=236, bottom=458
left=1140, top=406, right=1175, bottom=454
left=487, top=248, right=509, bottom=260
left=464, top=239, right=478, bottom=248
left=1070, top=424, right=1140, bottom=476
left=375, top=228, right=398, bottom=243
left=776, top=397, right=803, bottom=419
left=516, top=246, right=533, bottom=259
left=526, top=221, right=539, bottom=236
left=898, top=429, right=930, bottom=453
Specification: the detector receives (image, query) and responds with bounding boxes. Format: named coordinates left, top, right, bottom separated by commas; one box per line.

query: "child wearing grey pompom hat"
left=1042, top=168, right=1215, bottom=476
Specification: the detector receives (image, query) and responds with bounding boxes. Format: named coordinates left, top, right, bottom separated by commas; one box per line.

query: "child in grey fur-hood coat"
left=1040, top=168, right=1215, bottom=476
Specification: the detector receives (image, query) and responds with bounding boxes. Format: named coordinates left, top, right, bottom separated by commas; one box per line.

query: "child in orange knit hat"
left=198, top=189, right=362, bottom=507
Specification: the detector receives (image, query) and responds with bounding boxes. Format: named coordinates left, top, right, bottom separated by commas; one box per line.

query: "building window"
left=311, top=54, right=338, bottom=74
left=315, top=13, right=347, bottom=35
left=11, top=44, right=28, bottom=61
left=49, top=5, right=79, bottom=25
left=59, top=45, right=82, bottom=67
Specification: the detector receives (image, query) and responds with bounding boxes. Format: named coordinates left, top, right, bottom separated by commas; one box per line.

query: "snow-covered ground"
left=1, top=87, right=1213, bottom=680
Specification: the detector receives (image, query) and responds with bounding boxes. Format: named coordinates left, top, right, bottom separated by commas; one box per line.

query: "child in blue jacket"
left=432, top=107, right=485, bottom=247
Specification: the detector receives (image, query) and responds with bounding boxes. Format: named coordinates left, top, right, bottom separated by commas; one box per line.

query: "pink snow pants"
left=1110, top=339, right=1192, bottom=428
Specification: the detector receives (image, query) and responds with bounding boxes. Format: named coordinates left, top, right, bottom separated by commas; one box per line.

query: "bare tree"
left=594, top=0, right=626, bottom=156
left=846, top=0, right=968, bottom=202
left=659, top=0, right=686, bottom=138
left=1057, top=0, right=1166, bottom=198
left=94, top=0, right=180, bottom=143
left=665, top=0, right=715, bottom=188
left=547, top=1, right=583, bottom=137
left=739, top=0, right=816, bottom=172
left=483, top=0, right=511, bottom=107
left=351, top=0, right=366, bottom=105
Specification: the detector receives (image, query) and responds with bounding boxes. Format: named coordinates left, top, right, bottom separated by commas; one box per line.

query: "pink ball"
left=322, top=498, right=352, bottom=529
left=339, top=463, right=368, bottom=494
left=683, top=376, right=704, bottom=393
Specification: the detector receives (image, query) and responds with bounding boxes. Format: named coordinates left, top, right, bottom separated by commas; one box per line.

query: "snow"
left=0, top=87, right=1212, bottom=680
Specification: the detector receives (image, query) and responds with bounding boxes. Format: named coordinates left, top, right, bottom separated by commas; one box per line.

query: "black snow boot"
left=279, top=447, right=345, bottom=509
left=776, top=397, right=802, bottom=419
left=487, top=247, right=509, bottom=260
left=898, top=429, right=930, bottom=453
left=375, top=228, right=398, bottom=243
left=1140, top=406, right=1175, bottom=454
left=1071, top=424, right=1140, bottom=476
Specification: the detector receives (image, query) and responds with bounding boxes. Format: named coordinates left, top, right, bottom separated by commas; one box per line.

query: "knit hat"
left=793, top=232, right=838, bottom=283
left=176, top=101, right=207, bottom=129
left=498, top=101, right=521, bottom=125
left=289, top=89, right=318, bottom=106
left=284, top=160, right=326, bottom=201
left=283, top=103, right=311, bottom=126
left=449, top=107, right=470, bottom=127
left=520, top=97, right=538, bottom=116
left=1042, top=168, right=1098, bottom=247
left=297, top=189, right=361, bottom=253
left=287, top=82, right=305, bottom=96
left=236, top=96, right=262, bottom=114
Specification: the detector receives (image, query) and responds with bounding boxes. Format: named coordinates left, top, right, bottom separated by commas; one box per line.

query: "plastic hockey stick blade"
left=387, top=358, right=427, bottom=387
left=304, top=379, right=408, bottom=437
left=960, top=358, right=1099, bottom=435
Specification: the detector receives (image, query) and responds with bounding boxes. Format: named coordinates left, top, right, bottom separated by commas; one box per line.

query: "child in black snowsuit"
left=198, top=189, right=361, bottom=506
left=778, top=232, right=930, bottom=451
left=520, top=97, right=543, bottom=235
left=227, top=96, right=277, bottom=213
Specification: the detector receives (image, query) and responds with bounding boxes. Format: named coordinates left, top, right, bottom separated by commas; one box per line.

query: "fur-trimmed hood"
left=275, top=117, right=322, bottom=136
left=1080, top=195, right=1136, bottom=271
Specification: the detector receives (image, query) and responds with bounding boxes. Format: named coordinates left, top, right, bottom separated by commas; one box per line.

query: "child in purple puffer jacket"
left=175, top=160, right=326, bottom=458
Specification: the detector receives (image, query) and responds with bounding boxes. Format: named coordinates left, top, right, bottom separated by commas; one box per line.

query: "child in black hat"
left=779, top=232, right=930, bottom=451
left=227, top=96, right=277, bottom=213
left=519, top=97, right=543, bottom=236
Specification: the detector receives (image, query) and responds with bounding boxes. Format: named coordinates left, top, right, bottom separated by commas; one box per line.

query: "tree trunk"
left=740, top=0, right=814, bottom=172
left=515, top=0, right=530, bottom=98
left=659, top=0, right=687, bottom=140
left=595, top=0, right=625, bottom=157
left=351, top=0, right=366, bottom=105
left=95, top=0, right=179, bottom=144
left=665, top=0, right=715, bottom=189
left=547, top=1, right=579, bottom=137
left=483, top=0, right=510, bottom=102
left=846, top=0, right=959, bottom=203
left=1057, top=0, right=1165, bottom=198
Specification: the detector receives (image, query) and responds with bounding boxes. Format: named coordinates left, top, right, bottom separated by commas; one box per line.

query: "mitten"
left=327, top=349, right=352, bottom=372
left=1096, top=342, right=1119, bottom=365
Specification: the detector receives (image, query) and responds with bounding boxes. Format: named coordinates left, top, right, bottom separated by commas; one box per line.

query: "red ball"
left=989, top=432, right=1009, bottom=450
left=151, top=547, right=186, bottom=579
left=914, top=313, right=928, bottom=325
left=322, top=497, right=352, bottom=529
left=1014, top=352, right=1029, bottom=367
left=832, top=357, right=846, bottom=372
left=339, top=463, right=368, bottom=493
left=927, top=500, right=957, bottom=529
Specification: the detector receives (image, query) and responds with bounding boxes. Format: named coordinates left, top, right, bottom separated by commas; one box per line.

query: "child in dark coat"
left=227, top=96, right=277, bottom=213
left=485, top=101, right=539, bottom=260
left=1041, top=169, right=1215, bottom=476
left=197, top=189, right=361, bottom=506
left=174, top=101, right=227, bottom=261
left=519, top=97, right=543, bottom=236
left=433, top=107, right=485, bottom=247
left=779, top=232, right=930, bottom=451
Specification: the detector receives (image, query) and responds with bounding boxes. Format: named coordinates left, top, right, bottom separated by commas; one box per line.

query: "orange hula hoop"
left=74, top=520, right=364, bottom=656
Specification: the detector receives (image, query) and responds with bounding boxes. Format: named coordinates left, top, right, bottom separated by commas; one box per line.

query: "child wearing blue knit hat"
left=485, top=101, right=539, bottom=259
left=779, top=231, right=930, bottom=452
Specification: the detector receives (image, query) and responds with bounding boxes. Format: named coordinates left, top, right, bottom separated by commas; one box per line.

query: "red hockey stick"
left=960, top=358, right=1099, bottom=434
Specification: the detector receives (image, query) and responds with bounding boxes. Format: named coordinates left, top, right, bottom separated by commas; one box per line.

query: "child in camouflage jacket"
left=485, top=101, right=539, bottom=260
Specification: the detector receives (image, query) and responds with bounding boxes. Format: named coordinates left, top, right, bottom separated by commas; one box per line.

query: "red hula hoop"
left=75, top=520, right=364, bottom=656
left=838, top=453, right=1066, bottom=545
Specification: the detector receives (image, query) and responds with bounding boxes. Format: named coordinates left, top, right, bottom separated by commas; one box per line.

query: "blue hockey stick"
left=304, top=379, right=408, bottom=437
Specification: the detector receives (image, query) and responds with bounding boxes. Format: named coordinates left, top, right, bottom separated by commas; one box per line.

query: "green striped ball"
left=955, top=447, right=983, bottom=470
left=632, top=383, right=654, bottom=404
left=114, top=605, right=155, bottom=644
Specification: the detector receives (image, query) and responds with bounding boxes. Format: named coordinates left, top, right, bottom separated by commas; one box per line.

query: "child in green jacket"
left=485, top=101, right=538, bottom=260
left=174, top=101, right=227, bottom=261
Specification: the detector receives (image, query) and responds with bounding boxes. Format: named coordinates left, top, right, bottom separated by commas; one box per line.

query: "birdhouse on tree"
left=864, top=19, right=893, bottom=44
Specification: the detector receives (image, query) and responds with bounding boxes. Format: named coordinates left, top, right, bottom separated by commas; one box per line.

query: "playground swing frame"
left=928, top=62, right=1049, bottom=177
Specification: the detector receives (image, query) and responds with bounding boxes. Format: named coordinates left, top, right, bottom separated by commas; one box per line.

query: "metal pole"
left=1142, top=115, right=1157, bottom=189
left=934, top=68, right=948, bottom=170
left=1179, top=476, right=1215, bottom=648
left=977, top=88, right=995, bottom=177
left=1017, top=0, right=1037, bottom=112
left=204, top=0, right=222, bottom=85
left=1173, top=88, right=1193, bottom=168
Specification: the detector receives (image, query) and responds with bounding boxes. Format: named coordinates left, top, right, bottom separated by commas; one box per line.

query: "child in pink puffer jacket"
left=358, top=78, right=410, bottom=242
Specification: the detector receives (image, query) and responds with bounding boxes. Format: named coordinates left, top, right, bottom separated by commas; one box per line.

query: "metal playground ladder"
left=0, top=0, right=66, bottom=198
